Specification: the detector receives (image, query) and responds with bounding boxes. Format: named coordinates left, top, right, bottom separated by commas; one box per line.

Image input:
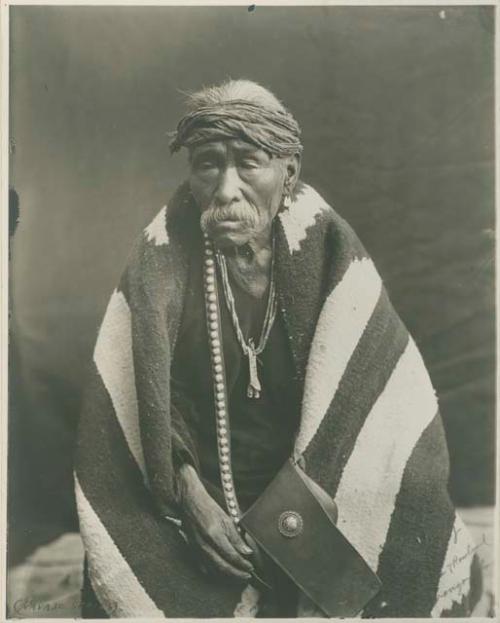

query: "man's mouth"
left=210, top=219, right=245, bottom=230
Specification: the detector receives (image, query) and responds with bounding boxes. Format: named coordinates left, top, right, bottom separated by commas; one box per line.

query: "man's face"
left=188, top=139, right=288, bottom=248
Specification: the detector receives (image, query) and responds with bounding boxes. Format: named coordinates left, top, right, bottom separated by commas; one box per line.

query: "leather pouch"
left=240, top=459, right=381, bottom=617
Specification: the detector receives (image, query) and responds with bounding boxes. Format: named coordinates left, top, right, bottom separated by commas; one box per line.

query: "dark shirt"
left=171, top=251, right=302, bottom=509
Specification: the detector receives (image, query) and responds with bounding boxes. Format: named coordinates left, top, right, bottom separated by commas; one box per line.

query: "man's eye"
left=197, top=160, right=217, bottom=170
left=239, top=159, right=259, bottom=169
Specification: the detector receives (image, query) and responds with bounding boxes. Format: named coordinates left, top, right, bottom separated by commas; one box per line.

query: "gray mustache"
left=200, top=203, right=259, bottom=232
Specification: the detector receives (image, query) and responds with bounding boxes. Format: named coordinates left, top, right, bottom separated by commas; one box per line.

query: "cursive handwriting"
left=13, top=596, right=118, bottom=616
left=436, top=559, right=492, bottom=601
left=440, top=532, right=490, bottom=578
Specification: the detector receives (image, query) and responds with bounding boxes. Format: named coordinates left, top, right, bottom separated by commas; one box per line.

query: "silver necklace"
left=215, top=240, right=277, bottom=399
left=202, top=233, right=241, bottom=521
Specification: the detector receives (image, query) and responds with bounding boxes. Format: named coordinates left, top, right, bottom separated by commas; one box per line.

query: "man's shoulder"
left=279, top=181, right=365, bottom=256
left=130, top=182, right=197, bottom=257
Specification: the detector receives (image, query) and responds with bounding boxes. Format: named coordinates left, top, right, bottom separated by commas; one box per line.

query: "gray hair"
left=184, top=79, right=287, bottom=115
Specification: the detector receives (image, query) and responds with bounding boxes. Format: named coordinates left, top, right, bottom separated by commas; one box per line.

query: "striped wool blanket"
left=75, top=181, right=482, bottom=618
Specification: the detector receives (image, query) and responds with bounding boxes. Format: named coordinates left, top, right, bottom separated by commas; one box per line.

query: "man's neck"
left=222, top=232, right=273, bottom=299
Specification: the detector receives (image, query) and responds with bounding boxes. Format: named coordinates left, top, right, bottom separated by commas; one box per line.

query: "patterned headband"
left=169, top=99, right=303, bottom=157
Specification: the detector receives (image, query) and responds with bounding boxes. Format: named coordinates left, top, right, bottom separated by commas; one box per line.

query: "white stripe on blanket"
left=334, top=338, right=438, bottom=572
left=431, top=513, right=475, bottom=616
left=295, top=257, right=382, bottom=455
left=279, top=184, right=330, bottom=253
left=75, top=475, right=165, bottom=618
left=94, top=289, right=147, bottom=483
left=145, top=205, right=169, bottom=246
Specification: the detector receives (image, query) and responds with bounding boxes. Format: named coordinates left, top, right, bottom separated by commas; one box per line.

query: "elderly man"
left=76, top=80, right=481, bottom=618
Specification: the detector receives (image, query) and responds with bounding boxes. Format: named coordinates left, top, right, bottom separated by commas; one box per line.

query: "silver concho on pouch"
left=278, top=510, right=303, bottom=538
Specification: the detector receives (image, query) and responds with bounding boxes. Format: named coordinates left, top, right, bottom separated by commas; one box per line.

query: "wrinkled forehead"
left=188, top=138, right=273, bottom=160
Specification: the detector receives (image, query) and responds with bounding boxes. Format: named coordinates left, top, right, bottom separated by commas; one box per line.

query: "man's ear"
left=285, top=153, right=301, bottom=194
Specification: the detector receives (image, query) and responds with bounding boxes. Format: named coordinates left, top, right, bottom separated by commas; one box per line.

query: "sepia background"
left=8, top=4, right=495, bottom=616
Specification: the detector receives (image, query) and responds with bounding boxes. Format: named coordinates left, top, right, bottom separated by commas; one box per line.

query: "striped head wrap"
left=169, top=99, right=303, bottom=157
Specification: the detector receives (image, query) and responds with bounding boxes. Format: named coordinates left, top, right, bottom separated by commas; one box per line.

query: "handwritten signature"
left=437, top=558, right=492, bottom=601
left=441, top=532, right=490, bottom=578
left=12, top=597, right=118, bottom=616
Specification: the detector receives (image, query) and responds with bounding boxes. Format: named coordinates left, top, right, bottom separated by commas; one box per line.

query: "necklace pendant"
left=247, top=343, right=261, bottom=399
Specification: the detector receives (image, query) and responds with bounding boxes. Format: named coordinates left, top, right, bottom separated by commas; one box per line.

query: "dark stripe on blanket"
left=362, top=413, right=455, bottom=617
left=274, top=201, right=367, bottom=382
left=275, top=227, right=328, bottom=382
left=303, top=289, right=409, bottom=497
left=76, top=366, right=243, bottom=617
left=129, top=204, right=201, bottom=514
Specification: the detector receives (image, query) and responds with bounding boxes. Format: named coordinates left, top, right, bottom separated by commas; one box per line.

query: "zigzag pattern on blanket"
left=75, top=181, right=480, bottom=617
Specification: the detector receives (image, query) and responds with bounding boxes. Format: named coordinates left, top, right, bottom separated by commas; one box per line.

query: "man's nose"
left=213, top=166, right=242, bottom=206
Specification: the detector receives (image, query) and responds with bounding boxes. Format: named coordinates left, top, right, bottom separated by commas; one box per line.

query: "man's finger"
left=226, top=524, right=254, bottom=556
left=202, top=523, right=254, bottom=572
left=188, top=515, right=253, bottom=572
left=199, top=540, right=253, bottom=581
left=210, top=530, right=254, bottom=572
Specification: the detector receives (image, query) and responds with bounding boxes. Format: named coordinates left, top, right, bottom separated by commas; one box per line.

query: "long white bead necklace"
left=203, top=233, right=241, bottom=522
left=203, top=233, right=278, bottom=523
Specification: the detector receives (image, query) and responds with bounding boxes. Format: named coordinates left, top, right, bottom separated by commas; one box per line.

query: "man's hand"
left=177, top=464, right=254, bottom=581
